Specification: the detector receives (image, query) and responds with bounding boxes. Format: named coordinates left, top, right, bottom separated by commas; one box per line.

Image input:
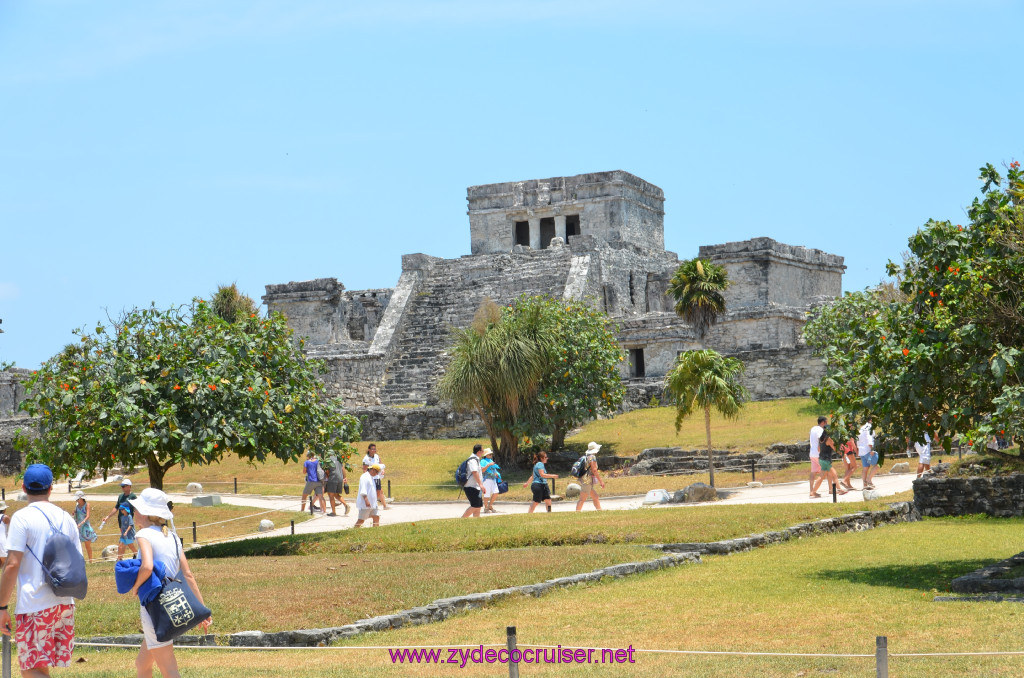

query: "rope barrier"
left=70, top=642, right=1024, bottom=658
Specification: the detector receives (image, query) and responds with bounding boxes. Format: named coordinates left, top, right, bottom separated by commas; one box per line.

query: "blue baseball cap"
left=23, top=464, right=54, bottom=492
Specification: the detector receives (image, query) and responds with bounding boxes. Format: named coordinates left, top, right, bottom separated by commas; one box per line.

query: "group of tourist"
left=0, top=463, right=209, bottom=677
left=808, top=414, right=937, bottom=497
left=460, top=441, right=606, bottom=518
left=299, top=443, right=392, bottom=526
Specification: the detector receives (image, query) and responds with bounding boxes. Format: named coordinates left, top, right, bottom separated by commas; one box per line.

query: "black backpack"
left=25, top=505, right=88, bottom=600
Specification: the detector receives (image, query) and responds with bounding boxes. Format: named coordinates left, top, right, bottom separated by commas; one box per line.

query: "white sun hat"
left=128, top=487, right=174, bottom=521
left=586, top=441, right=602, bottom=453
left=74, top=491, right=86, bottom=499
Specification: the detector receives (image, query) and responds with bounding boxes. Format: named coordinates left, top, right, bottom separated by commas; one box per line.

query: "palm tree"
left=665, top=349, right=748, bottom=487
left=667, top=258, right=730, bottom=339
left=437, top=299, right=549, bottom=465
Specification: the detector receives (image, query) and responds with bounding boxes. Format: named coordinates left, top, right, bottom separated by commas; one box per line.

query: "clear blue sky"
left=2, top=1, right=1021, bottom=368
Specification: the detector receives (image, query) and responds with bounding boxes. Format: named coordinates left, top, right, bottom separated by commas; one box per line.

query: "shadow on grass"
left=814, top=560, right=992, bottom=592
left=189, top=532, right=332, bottom=559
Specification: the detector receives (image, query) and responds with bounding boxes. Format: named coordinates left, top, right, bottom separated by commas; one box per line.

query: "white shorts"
left=140, top=606, right=173, bottom=650
left=482, top=478, right=499, bottom=497
left=919, top=451, right=931, bottom=464
left=357, top=507, right=380, bottom=521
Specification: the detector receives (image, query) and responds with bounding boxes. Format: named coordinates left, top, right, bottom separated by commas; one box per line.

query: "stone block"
left=186, top=482, right=203, bottom=493
left=890, top=462, right=911, bottom=474
left=863, top=489, right=881, bottom=500
left=747, top=481, right=764, bottom=487
left=642, top=489, right=671, bottom=505
left=191, top=494, right=222, bottom=507
left=258, top=519, right=275, bottom=532
left=673, top=482, right=718, bottom=503
left=101, top=545, right=118, bottom=560
left=564, top=482, right=581, bottom=498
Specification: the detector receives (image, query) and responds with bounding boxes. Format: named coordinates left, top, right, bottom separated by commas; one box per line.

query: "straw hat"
left=128, top=488, right=174, bottom=521
left=482, top=448, right=494, bottom=457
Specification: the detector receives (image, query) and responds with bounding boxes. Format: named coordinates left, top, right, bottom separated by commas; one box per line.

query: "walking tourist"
left=354, top=464, right=382, bottom=527
left=323, top=453, right=350, bottom=517
left=461, top=444, right=486, bottom=519
left=858, top=420, right=877, bottom=489
left=126, top=487, right=211, bottom=678
left=839, top=434, right=858, bottom=491
left=118, top=505, right=137, bottom=560
left=100, top=478, right=139, bottom=559
left=808, top=416, right=827, bottom=498
left=480, top=448, right=502, bottom=513
left=914, top=430, right=933, bottom=478
left=0, top=502, right=9, bottom=570
left=575, top=441, right=606, bottom=511
left=524, top=451, right=559, bottom=513
left=0, top=464, right=83, bottom=675
left=300, top=450, right=327, bottom=514
left=817, top=429, right=849, bottom=497
left=362, top=444, right=388, bottom=510
left=73, top=491, right=98, bottom=562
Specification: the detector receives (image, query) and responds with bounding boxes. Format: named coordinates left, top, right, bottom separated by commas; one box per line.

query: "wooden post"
left=751, top=459, right=756, bottom=482
left=506, top=626, right=519, bottom=678
left=192, top=522, right=197, bottom=544
left=3, top=632, right=12, bottom=678
left=549, top=477, right=555, bottom=496
left=832, top=482, right=837, bottom=503
left=387, top=480, right=391, bottom=498
left=875, top=636, right=888, bottom=678
left=234, top=477, right=238, bottom=494
left=290, top=520, right=295, bottom=535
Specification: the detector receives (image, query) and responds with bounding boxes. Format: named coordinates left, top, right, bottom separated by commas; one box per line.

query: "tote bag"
left=144, top=538, right=211, bottom=642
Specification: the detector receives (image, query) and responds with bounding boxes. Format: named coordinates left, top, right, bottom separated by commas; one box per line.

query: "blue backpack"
left=25, top=505, right=88, bottom=600
left=455, top=456, right=474, bottom=486
left=570, top=455, right=589, bottom=478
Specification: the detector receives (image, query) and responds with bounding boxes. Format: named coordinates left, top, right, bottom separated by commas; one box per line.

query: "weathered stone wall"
left=467, top=171, right=665, bottom=255
left=352, top=406, right=486, bottom=441
left=262, top=279, right=392, bottom=348
left=0, top=417, right=33, bottom=475
left=0, top=369, right=30, bottom=418
left=729, top=346, right=824, bottom=400
left=700, top=237, right=845, bottom=311
left=319, top=353, right=386, bottom=407
left=913, top=474, right=1024, bottom=517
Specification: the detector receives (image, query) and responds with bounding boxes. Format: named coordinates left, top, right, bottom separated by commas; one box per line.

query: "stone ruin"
left=0, top=171, right=845, bottom=443
left=262, top=170, right=845, bottom=436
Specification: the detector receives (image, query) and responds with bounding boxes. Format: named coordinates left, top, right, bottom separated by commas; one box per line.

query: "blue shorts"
left=861, top=452, right=878, bottom=467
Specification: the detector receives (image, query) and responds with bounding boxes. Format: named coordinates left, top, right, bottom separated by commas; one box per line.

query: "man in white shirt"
left=461, top=444, right=486, bottom=519
left=0, top=464, right=83, bottom=675
left=353, top=464, right=381, bottom=527
left=361, top=444, right=387, bottom=510
left=914, top=430, right=933, bottom=478
left=808, top=416, right=827, bottom=498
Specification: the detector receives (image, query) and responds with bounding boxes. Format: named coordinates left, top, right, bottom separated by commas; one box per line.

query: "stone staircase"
left=379, top=247, right=575, bottom=405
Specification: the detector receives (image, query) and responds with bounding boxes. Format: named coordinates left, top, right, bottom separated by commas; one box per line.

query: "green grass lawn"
left=191, top=492, right=914, bottom=558
left=66, top=516, right=1024, bottom=676
left=11, top=398, right=818, bottom=503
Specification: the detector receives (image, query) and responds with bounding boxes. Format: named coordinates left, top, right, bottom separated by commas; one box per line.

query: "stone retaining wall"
left=352, top=405, right=486, bottom=440
left=648, top=502, right=920, bottom=554
left=0, top=417, right=32, bottom=475
left=912, top=474, right=1024, bottom=517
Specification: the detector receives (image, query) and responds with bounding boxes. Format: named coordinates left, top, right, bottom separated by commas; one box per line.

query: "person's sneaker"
left=311, top=506, right=323, bottom=513
left=343, top=504, right=351, bottom=516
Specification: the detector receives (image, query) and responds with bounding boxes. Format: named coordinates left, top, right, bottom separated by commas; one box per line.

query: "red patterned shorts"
left=15, top=604, right=75, bottom=671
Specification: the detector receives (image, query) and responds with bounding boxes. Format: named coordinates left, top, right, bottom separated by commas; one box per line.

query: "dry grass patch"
left=74, top=544, right=657, bottom=637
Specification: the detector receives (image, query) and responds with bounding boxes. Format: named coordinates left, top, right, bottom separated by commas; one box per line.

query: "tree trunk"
left=498, top=429, right=519, bottom=467
left=705, top=406, right=715, bottom=488
left=146, top=454, right=175, bottom=490
left=477, top=406, right=500, bottom=456
left=551, top=426, right=566, bottom=452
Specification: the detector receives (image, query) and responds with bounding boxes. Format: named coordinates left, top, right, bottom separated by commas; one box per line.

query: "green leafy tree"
left=516, top=296, right=625, bottom=451
left=211, top=283, right=260, bottom=324
left=668, top=258, right=730, bottom=339
left=438, top=296, right=624, bottom=464
left=17, top=299, right=360, bottom=488
left=805, top=160, right=1023, bottom=450
left=437, top=299, right=548, bottom=465
left=665, top=349, right=748, bottom=487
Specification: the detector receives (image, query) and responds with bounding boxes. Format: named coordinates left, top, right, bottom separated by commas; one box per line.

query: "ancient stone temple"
left=264, top=171, right=844, bottom=436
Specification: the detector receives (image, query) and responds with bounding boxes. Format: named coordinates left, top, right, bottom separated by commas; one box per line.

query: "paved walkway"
left=47, top=471, right=916, bottom=542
